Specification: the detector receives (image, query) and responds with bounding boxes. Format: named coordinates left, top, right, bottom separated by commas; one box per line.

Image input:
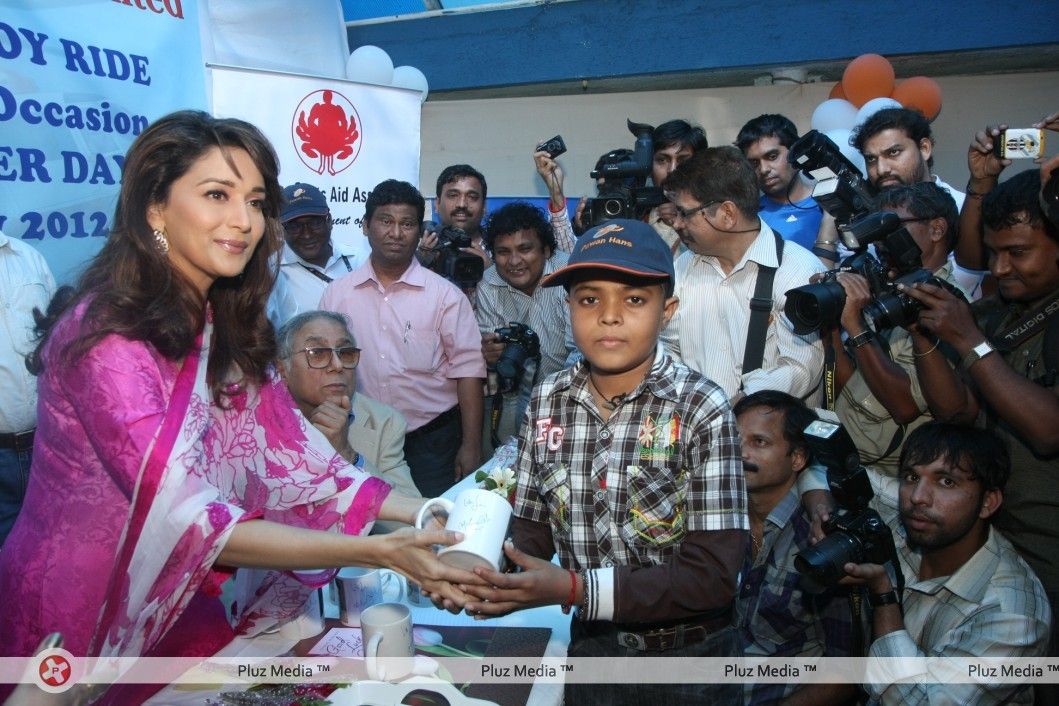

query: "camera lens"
left=784, top=282, right=847, bottom=335
left=795, top=531, right=863, bottom=594
left=603, top=199, right=624, bottom=217
left=862, top=293, right=914, bottom=332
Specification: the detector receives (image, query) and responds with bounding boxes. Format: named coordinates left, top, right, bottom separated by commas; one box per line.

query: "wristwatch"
left=868, top=590, right=900, bottom=608
left=847, top=330, right=874, bottom=349
left=961, top=340, right=996, bottom=372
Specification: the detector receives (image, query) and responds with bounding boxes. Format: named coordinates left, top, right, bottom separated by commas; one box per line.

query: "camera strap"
left=987, top=289, right=1059, bottom=350
left=298, top=255, right=354, bottom=284
left=742, top=233, right=785, bottom=374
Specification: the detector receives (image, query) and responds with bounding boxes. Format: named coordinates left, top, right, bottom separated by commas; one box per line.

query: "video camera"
left=586, top=119, right=666, bottom=228
left=784, top=211, right=964, bottom=334
left=787, top=129, right=877, bottom=228
left=428, top=223, right=485, bottom=290
left=794, top=412, right=899, bottom=594
left=493, top=322, right=541, bottom=394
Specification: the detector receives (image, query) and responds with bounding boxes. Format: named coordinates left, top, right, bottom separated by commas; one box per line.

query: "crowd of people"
left=0, top=101, right=1057, bottom=706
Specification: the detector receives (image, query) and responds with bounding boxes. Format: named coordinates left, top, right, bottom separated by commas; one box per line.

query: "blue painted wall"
left=347, top=0, right=1059, bottom=92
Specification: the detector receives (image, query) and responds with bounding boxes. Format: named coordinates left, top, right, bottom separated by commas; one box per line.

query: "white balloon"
left=824, top=128, right=867, bottom=177
left=392, top=65, right=429, bottom=103
left=855, top=97, right=903, bottom=127
left=346, top=45, right=394, bottom=85
left=810, top=99, right=858, bottom=133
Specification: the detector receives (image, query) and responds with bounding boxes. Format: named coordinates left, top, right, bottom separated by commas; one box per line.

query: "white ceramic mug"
left=360, top=602, right=415, bottom=681
left=335, top=568, right=404, bottom=626
left=414, top=488, right=512, bottom=572
left=278, top=588, right=325, bottom=640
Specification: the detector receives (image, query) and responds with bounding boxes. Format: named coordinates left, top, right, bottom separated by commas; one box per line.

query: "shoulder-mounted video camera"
left=586, top=119, right=666, bottom=228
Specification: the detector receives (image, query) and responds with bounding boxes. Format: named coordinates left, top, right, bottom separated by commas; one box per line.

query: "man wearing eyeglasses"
left=267, top=182, right=361, bottom=327
left=320, top=180, right=486, bottom=498
left=276, top=310, right=422, bottom=533
left=828, top=182, right=974, bottom=478
left=661, top=146, right=826, bottom=406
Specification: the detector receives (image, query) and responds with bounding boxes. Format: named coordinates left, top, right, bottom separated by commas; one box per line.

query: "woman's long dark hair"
left=30, top=110, right=283, bottom=401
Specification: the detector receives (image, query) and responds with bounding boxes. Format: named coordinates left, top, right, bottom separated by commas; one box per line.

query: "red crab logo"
left=292, top=89, right=363, bottom=175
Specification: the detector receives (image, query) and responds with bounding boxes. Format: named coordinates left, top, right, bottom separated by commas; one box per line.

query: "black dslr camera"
left=586, top=119, right=666, bottom=228
left=788, top=129, right=877, bottom=227
left=493, top=322, right=541, bottom=394
left=784, top=211, right=964, bottom=334
left=794, top=413, right=898, bottom=594
left=432, top=224, right=485, bottom=290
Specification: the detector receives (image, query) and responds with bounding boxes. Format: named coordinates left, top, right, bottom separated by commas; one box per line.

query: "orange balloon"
left=841, top=53, right=896, bottom=107
left=829, top=81, right=846, bottom=100
left=892, top=76, right=943, bottom=121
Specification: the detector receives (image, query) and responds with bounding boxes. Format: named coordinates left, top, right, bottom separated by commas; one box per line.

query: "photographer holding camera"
left=533, top=119, right=707, bottom=257
left=805, top=421, right=1049, bottom=705
left=823, top=182, right=970, bottom=477
left=476, top=202, right=572, bottom=454
left=418, top=164, right=492, bottom=299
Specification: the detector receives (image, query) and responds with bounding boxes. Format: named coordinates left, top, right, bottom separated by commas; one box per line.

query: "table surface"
left=146, top=470, right=569, bottom=706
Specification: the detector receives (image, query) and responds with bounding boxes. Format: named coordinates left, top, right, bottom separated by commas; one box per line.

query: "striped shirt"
left=661, top=221, right=826, bottom=403
left=864, top=472, right=1051, bottom=706
left=475, top=250, right=572, bottom=398
left=513, top=347, right=747, bottom=621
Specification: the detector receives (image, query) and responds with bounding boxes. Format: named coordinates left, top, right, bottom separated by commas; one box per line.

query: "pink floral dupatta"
left=90, top=316, right=389, bottom=659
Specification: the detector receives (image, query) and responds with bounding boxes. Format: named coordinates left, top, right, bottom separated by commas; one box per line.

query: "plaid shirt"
left=513, top=347, right=747, bottom=620
left=865, top=474, right=1051, bottom=706
left=737, top=488, right=855, bottom=705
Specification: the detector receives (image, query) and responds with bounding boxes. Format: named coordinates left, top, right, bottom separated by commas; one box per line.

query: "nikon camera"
left=794, top=412, right=898, bottom=594
left=493, top=322, right=541, bottom=394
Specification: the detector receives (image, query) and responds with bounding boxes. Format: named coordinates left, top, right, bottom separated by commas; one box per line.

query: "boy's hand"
left=460, top=540, right=572, bottom=618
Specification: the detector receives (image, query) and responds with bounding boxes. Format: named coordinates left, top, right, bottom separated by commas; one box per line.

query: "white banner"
left=0, top=0, right=207, bottom=283
left=210, top=66, right=422, bottom=264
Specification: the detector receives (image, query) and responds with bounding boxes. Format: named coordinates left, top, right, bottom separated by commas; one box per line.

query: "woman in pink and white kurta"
left=0, top=111, right=476, bottom=703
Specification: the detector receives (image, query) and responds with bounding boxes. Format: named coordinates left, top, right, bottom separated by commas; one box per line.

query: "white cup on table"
left=360, top=601, right=415, bottom=681
left=335, top=567, right=405, bottom=626
left=415, top=487, right=512, bottom=572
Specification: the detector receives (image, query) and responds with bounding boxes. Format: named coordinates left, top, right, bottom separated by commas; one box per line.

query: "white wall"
left=420, top=71, right=1059, bottom=199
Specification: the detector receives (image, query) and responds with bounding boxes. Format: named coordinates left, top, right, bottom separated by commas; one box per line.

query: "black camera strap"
left=987, top=289, right=1059, bottom=350
left=297, top=255, right=353, bottom=284
left=743, top=232, right=785, bottom=375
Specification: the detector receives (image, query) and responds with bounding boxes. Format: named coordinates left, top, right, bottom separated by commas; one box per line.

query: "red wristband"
left=548, top=199, right=567, bottom=214
left=561, top=569, right=577, bottom=614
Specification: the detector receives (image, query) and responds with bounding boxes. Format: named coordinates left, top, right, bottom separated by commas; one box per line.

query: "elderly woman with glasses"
left=0, top=111, right=477, bottom=704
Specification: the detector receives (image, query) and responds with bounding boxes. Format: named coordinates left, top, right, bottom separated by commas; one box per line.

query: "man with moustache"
left=662, top=147, right=825, bottom=404
left=320, top=180, right=486, bottom=497
left=418, top=164, right=492, bottom=277
left=734, top=391, right=855, bottom=706
left=900, top=169, right=1059, bottom=670
left=850, top=108, right=983, bottom=300
left=836, top=423, right=1050, bottom=705
left=267, top=183, right=360, bottom=326
left=476, top=202, right=571, bottom=454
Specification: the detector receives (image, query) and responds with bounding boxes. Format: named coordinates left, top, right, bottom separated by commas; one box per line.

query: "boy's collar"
left=554, top=346, right=680, bottom=403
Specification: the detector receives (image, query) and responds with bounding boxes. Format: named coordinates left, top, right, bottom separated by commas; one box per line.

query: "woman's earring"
left=153, top=228, right=169, bottom=254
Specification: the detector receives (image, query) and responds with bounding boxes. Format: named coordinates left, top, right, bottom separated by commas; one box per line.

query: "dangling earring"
left=153, top=228, right=169, bottom=254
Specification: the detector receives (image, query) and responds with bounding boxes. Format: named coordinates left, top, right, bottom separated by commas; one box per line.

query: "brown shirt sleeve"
left=612, top=528, right=748, bottom=624
left=511, top=516, right=556, bottom=562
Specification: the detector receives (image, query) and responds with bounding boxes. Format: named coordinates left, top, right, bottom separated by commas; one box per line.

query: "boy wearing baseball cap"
left=462, top=219, right=748, bottom=702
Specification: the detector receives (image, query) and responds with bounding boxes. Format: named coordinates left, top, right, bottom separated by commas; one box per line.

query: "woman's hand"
left=379, top=528, right=485, bottom=607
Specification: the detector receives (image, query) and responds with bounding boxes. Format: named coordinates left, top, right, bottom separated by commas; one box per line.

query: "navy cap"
left=280, top=183, right=329, bottom=223
left=541, top=219, right=674, bottom=288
